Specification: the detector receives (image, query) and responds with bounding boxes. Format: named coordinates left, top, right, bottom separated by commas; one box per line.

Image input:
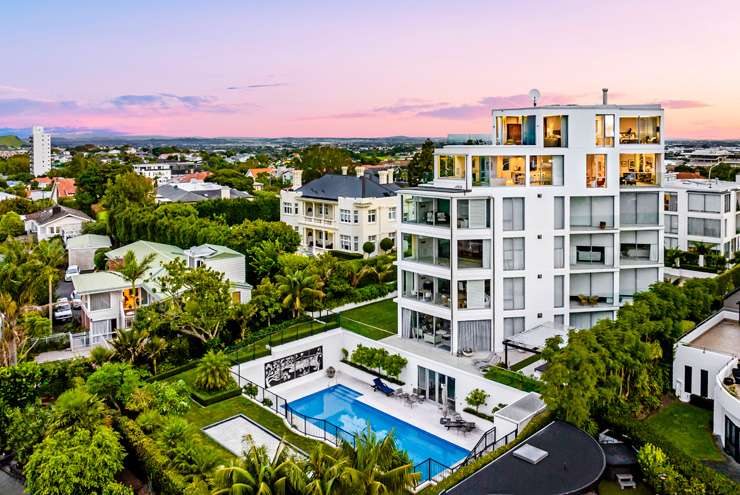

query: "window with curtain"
left=554, top=275, right=564, bottom=307
left=503, top=237, right=525, bottom=270
left=90, top=292, right=111, bottom=311
left=503, top=198, right=525, bottom=231
left=554, top=197, right=564, bottom=230
left=458, top=320, right=492, bottom=351
left=457, top=239, right=491, bottom=269
left=688, top=217, right=721, bottom=237
left=586, top=154, right=607, bottom=188
left=503, top=317, right=525, bottom=338
left=503, top=278, right=525, bottom=310
left=688, top=192, right=721, bottom=213
left=664, top=192, right=678, bottom=212
left=457, top=199, right=489, bottom=229
left=529, top=155, right=564, bottom=186
left=621, top=192, right=658, bottom=225
left=554, top=236, right=564, bottom=268
left=458, top=280, right=491, bottom=309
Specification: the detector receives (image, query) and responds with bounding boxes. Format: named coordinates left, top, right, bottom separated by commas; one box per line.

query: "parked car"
left=65, top=265, right=80, bottom=282
left=54, top=297, right=73, bottom=321
left=70, top=290, right=81, bottom=309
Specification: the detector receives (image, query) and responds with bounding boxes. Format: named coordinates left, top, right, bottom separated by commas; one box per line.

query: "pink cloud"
left=656, top=99, right=709, bottom=109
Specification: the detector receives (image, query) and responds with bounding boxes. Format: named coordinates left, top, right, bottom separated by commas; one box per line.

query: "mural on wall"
left=264, top=346, right=323, bottom=387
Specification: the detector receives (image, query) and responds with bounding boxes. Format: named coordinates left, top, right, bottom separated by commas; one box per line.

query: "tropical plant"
left=194, top=350, right=233, bottom=392
left=465, top=388, right=489, bottom=413
left=116, top=250, right=156, bottom=310
left=302, top=445, right=346, bottom=495
left=275, top=269, right=324, bottom=318
left=48, top=387, right=108, bottom=433
left=109, top=327, right=149, bottom=364
left=211, top=441, right=304, bottom=495
left=32, top=238, right=66, bottom=332
left=85, top=362, right=143, bottom=409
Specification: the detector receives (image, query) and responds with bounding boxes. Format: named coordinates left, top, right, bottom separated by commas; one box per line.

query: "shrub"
left=463, top=406, right=495, bottom=422
left=94, top=247, right=112, bottom=270
left=465, top=388, right=489, bottom=412
left=383, top=354, right=407, bottom=379
left=638, top=443, right=707, bottom=494
left=362, top=241, right=375, bottom=255
left=379, top=237, right=394, bottom=252
left=194, top=350, right=232, bottom=392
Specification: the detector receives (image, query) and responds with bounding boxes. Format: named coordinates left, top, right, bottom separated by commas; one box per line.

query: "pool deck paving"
left=203, top=414, right=286, bottom=459
left=267, top=368, right=512, bottom=453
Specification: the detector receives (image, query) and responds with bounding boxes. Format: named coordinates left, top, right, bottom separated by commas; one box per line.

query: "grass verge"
left=484, top=366, right=542, bottom=393
left=644, top=401, right=724, bottom=462
left=340, top=299, right=397, bottom=340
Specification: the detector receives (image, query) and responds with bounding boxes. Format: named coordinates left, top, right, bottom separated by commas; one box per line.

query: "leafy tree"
left=101, top=171, right=155, bottom=212
left=379, top=237, right=394, bottom=253
left=24, top=426, right=127, bottom=495
left=76, top=161, right=133, bottom=213
left=194, top=350, right=233, bottom=392
left=85, top=362, right=143, bottom=409
left=382, top=354, right=407, bottom=379
left=245, top=278, right=284, bottom=327
left=275, top=269, right=324, bottom=318
left=0, top=211, right=24, bottom=240
left=249, top=239, right=284, bottom=281
left=405, top=139, right=434, bottom=186
left=465, top=388, right=489, bottom=412
left=159, top=259, right=234, bottom=344
left=293, top=145, right=353, bottom=183
left=206, top=168, right=253, bottom=192
left=4, top=404, right=50, bottom=464
left=362, top=241, right=375, bottom=257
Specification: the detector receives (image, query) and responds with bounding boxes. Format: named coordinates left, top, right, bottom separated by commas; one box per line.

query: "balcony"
left=302, top=215, right=335, bottom=226
left=620, top=243, right=659, bottom=265
left=570, top=272, right=614, bottom=310
left=401, top=272, right=451, bottom=309
left=570, top=196, right=615, bottom=231
left=402, top=234, right=450, bottom=268
left=570, top=234, right=615, bottom=269
left=569, top=293, right=616, bottom=309
left=402, top=196, right=451, bottom=228
left=401, top=308, right=451, bottom=351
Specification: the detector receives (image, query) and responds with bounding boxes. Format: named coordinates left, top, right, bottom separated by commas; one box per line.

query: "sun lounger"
left=372, top=377, right=395, bottom=396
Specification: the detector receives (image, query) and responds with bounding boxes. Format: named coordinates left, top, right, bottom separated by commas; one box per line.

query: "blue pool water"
left=287, top=384, right=469, bottom=469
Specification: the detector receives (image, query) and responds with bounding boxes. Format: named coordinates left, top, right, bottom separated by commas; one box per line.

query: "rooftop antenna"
left=528, top=88, right=541, bottom=107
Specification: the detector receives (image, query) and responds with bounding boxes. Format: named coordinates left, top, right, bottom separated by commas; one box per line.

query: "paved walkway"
left=0, top=471, right=25, bottom=495
left=203, top=415, right=288, bottom=458
left=35, top=347, right=91, bottom=363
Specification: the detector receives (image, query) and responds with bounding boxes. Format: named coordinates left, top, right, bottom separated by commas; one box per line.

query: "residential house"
left=672, top=309, right=740, bottom=462
left=71, top=240, right=251, bottom=344
left=396, top=89, right=664, bottom=354
left=24, top=205, right=92, bottom=242
left=156, top=182, right=251, bottom=203
left=67, top=234, right=112, bottom=271
left=280, top=167, right=400, bottom=256
left=133, top=162, right=172, bottom=185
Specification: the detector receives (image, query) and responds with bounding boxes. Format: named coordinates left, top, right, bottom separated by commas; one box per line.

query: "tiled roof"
left=297, top=174, right=399, bottom=201
left=24, top=205, right=92, bottom=225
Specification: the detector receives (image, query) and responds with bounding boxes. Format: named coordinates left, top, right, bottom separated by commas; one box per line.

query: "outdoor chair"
left=372, top=377, right=395, bottom=396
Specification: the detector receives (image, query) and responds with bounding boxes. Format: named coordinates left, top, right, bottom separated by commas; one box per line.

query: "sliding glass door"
left=418, top=366, right=456, bottom=411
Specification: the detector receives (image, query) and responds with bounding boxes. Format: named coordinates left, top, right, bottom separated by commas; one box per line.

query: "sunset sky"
left=2, top=0, right=739, bottom=138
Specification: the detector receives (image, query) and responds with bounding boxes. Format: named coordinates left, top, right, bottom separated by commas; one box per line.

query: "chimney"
left=220, top=186, right=229, bottom=199
left=341, top=166, right=348, bottom=176
left=602, top=88, right=608, bottom=105
left=292, top=169, right=303, bottom=190
left=387, top=168, right=394, bottom=184
left=735, top=173, right=740, bottom=184
left=355, top=166, right=365, bottom=177
left=378, top=170, right=388, bottom=185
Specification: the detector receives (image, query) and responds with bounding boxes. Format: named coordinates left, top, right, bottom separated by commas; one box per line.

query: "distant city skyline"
left=2, top=0, right=739, bottom=139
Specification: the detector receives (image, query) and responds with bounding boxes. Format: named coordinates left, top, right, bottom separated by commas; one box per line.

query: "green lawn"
left=598, top=480, right=653, bottom=495
left=184, top=395, right=322, bottom=456
left=644, top=401, right=724, bottom=462
left=165, top=366, right=238, bottom=401
left=484, top=366, right=542, bottom=393
left=340, top=299, right=397, bottom=340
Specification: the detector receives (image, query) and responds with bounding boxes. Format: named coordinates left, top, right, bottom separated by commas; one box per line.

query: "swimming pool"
left=287, top=384, right=469, bottom=470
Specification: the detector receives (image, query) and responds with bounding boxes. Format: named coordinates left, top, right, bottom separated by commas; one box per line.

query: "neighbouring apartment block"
left=396, top=90, right=665, bottom=354
left=280, top=168, right=399, bottom=256
left=30, top=125, right=51, bottom=177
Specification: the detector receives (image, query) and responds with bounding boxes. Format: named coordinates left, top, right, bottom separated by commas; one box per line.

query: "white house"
left=71, top=240, right=252, bottom=344
left=280, top=168, right=399, bottom=256
left=66, top=234, right=112, bottom=271
left=396, top=89, right=664, bottom=355
left=663, top=175, right=740, bottom=257
left=24, top=205, right=93, bottom=242
left=672, top=309, right=740, bottom=462
left=133, top=162, right=172, bottom=185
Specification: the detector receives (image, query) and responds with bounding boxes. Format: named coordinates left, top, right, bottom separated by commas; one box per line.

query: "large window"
left=401, top=196, right=450, bottom=227
left=472, top=156, right=491, bottom=186
left=570, top=311, right=613, bottom=330
left=665, top=236, right=678, bottom=249
left=688, top=192, right=721, bottom=213
left=529, top=155, right=564, bottom=186
left=503, top=198, right=525, bottom=231
left=458, top=280, right=491, bottom=309
left=570, top=196, right=614, bottom=229
left=457, top=199, right=490, bottom=228
left=402, top=310, right=451, bottom=351
left=503, top=317, right=525, bottom=338
left=496, top=115, right=536, bottom=145
left=570, top=272, right=614, bottom=305
left=457, top=240, right=491, bottom=269
left=438, top=155, right=465, bottom=179
left=620, top=153, right=658, bottom=186
left=503, top=238, right=525, bottom=270
left=402, top=271, right=450, bottom=308
left=554, top=236, right=565, bottom=268
left=620, top=231, right=659, bottom=263
left=571, top=233, right=614, bottom=267
left=402, top=234, right=451, bottom=266
left=543, top=115, right=568, bottom=147
left=554, top=197, right=564, bottom=230
left=554, top=275, right=564, bottom=308
left=621, top=192, right=659, bottom=225
left=620, top=268, right=658, bottom=299
left=619, top=116, right=661, bottom=144
left=90, top=292, right=111, bottom=311
left=664, top=192, right=677, bottom=212
left=503, top=278, right=525, bottom=310
left=340, top=209, right=351, bottom=223
left=595, top=114, right=615, bottom=146
left=586, top=154, right=606, bottom=188
left=688, top=217, right=721, bottom=237
left=665, top=214, right=678, bottom=234
left=495, top=156, right=526, bottom=186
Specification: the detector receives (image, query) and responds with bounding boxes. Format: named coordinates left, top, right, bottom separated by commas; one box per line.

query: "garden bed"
left=484, top=366, right=542, bottom=393
left=340, top=359, right=405, bottom=385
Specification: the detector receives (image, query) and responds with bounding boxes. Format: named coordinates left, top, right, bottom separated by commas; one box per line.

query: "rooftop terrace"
left=687, top=318, right=740, bottom=357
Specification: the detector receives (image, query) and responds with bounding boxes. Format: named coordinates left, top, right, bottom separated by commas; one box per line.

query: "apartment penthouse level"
left=396, top=97, right=665, bottom=354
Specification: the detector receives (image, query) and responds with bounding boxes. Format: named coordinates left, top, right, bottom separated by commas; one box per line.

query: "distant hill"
left=0, top=135, right=23, bottom=148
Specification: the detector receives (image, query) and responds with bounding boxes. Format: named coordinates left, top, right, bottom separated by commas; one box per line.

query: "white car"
left=69, top=290, right=82, bottom=309
left=65, top=265, right=80, bottom=282
left=54, top=297, right=73, bottom=321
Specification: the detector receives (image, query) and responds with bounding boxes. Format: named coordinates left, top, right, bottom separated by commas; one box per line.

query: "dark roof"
left=297, top=174, right=399, bottom=201
left=156, top=184, right=207, bottom=203
left=445, top=421, right=606, bottom=495
left=601, top=443, right=638, bottom=467
left=24, top=205, right=92, bottom=225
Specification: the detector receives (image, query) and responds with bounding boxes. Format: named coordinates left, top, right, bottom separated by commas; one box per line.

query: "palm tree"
left=212, top=441, right=304, bottom=495
left=109, top=326, right=148, bottom=364
left=346, top=263, right=373, bottom=289
left=194, top=350, right=232, bottom=392
left=337, top=429, right=419, bottom=495
left=144, top=334, right=168, bottom=375
left=302, top=445, right=345, bottom=495
left=275, top=269, right=324, bottom=318
left=33, top=239, right=66, bottom=331
left=116, top=250, right=156, bottom=310
left=0, top=292, right=25, bottom=366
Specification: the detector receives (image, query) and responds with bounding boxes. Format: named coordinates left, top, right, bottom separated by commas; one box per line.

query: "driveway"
left=55, top=279, right=73, bottom=300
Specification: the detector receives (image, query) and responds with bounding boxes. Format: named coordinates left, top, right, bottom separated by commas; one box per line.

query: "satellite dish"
left=528, top=88, right=541, bottom=107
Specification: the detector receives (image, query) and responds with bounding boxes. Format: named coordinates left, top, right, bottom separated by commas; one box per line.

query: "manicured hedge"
left=463, top=407, right=495, bottom=422
left=190, top=386, right=242, bottom=407
left=484, top=366, right=542, bottom=393
left=340, top=359, right=405, bottom=385
left=116, top=416, right=187, bottom=495
left=606, top=414, right=740, bottom=495
left=325, top=282, right=397, bottom=310
left=148, top=360, right=199, bottom=382
left=419, top=411, right=553, bottom=495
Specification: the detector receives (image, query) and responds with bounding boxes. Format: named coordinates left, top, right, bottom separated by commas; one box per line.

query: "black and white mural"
left=264, top=346, right=323, bottom=387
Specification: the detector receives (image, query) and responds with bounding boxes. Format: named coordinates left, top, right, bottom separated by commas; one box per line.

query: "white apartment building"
left=280, top=168, right=399, bottom=256
left=663, top=175, right=740, bottom=257
left=133, top=162, right=172, bottom=185
left=397, top=91, right=664, bottom=354
left=30, top=126, right=51, bottom=177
